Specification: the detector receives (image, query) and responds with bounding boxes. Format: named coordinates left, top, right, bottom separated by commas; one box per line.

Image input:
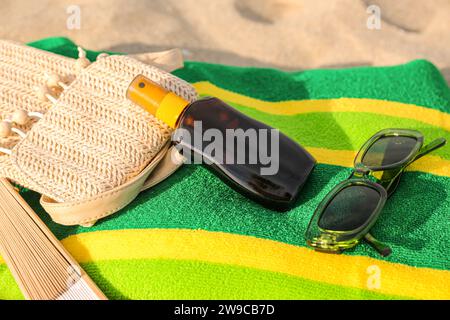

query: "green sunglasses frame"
left=306, top=128, right=447, bottom=257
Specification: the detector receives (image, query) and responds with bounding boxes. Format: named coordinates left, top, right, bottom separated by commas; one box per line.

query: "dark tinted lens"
left=362, top=136, right=417, bottom=168
left=318, top=185, right=382, bottom=232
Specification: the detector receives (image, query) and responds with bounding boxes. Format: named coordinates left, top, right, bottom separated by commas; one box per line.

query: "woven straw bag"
left=0, top=40, right=197, bottom=226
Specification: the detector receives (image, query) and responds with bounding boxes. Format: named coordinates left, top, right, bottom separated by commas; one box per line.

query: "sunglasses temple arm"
left=364, top=233, right=392, bottom=257
left=414, top=138, right=447, bottom=161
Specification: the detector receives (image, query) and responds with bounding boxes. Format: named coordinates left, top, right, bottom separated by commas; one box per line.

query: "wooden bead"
left=0, top=121, right=12, bottom=138
left=73, top=57, right=90, bottom=74
left=12, top=110, right=30, bottom=125
left=46, top=74, right=62, bottom=88
left=77, top=57, right=90, bottom=68
left=36, top=85, right=51, bottom=101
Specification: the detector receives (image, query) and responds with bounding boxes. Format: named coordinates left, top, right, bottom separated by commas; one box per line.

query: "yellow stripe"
left=308, top=147, right=450, bottom=178
left=193, top=81, right=450, bottom=132
left=194, top=81, right=450, bottom=177
left=2, top=229, right=445, bottom=299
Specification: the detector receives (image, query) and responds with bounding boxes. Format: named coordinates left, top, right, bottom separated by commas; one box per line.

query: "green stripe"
left=27, top=37, right=117, bottom=62
left=226, top=101, right=450, bottom=160
left=174, top=61, right=450, bottom=113
left=0, top=259, right=403, bottom=300
left=25, top=163, right=450, bottom=271
left=85, top=259, right=406, bottom=300
left=28, top=37, right=450, bottom=113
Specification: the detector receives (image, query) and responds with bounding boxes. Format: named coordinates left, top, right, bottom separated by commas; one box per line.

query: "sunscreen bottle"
left=127, top=75, right=315, bottom=211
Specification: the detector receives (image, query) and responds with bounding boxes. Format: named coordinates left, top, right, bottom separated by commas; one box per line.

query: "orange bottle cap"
left=126, top=75, right=189, bottom=128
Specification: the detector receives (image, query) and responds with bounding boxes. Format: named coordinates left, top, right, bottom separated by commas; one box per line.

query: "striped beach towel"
left=0, top=37, right=449, bottom=300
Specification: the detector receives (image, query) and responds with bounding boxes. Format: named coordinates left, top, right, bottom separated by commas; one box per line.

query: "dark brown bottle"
left=127, top=75, right=316, bottom=211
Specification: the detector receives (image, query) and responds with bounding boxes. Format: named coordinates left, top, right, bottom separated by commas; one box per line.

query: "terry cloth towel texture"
left=0, top=37, right=449, bottom=300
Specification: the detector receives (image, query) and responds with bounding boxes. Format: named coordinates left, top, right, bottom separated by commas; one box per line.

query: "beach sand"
left=1, top=0, right=449, bottom=82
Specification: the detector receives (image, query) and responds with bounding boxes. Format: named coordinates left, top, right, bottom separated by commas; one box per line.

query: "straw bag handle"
left=40, top=144, right=184, bottom=227
left=129, top=49, right=184, bottom=73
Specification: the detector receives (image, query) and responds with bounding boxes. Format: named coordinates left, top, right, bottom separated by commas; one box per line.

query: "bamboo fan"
left=0, top=178, right=107, bottom=300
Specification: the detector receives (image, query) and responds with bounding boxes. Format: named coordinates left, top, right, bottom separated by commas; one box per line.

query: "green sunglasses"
left=305, top=128, right=447, bottom=257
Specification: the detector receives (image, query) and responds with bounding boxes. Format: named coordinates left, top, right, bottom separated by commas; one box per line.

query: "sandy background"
left=1, top=0, right=450, bottom=83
